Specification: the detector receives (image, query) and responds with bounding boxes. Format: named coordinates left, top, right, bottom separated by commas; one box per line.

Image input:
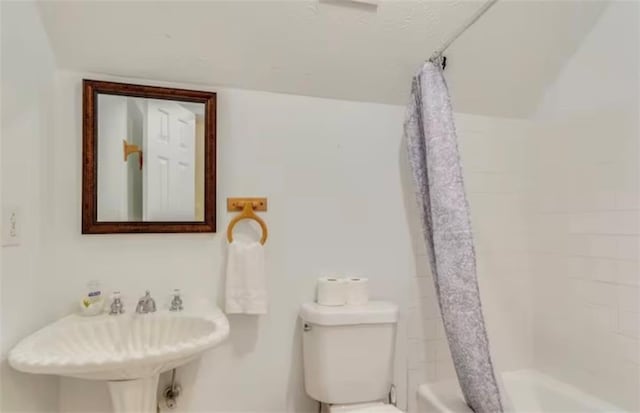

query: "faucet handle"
left=148, top=299, right=157, bottom=313
left=135, top=298, right=145, bottom=313
left=145, top=290, right=157, bottom=313
left=170, top=289, right=183, bottom=312
left=109, top=291, right=124, bottom=315
left=134, top=290, right=157, bottom=314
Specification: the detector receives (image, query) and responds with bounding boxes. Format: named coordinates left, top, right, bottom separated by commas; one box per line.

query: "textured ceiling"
left=37, top=0, right=607, bottom=118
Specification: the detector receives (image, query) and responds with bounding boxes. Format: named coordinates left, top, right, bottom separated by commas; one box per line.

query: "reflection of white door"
left=143, top=100, right=196, bottom=221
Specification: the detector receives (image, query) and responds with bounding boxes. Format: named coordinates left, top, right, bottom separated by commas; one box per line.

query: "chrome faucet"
left=169, top=289, right=183, bottom=312
left=136, top=290, right=157, bottom=314
left=109, top=291, right=124, bottom=315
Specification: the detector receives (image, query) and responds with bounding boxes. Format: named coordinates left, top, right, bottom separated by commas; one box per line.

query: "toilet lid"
left=300, top=301, right=399, bottom=326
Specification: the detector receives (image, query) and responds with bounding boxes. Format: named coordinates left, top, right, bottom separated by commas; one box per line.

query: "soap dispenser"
left=79, top=280, right=105, bottom=316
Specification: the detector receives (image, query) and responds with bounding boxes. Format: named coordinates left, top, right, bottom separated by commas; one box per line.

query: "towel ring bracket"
left=226, top=198, right=268, bottom=245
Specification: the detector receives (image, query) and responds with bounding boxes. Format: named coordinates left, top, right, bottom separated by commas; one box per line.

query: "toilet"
left=300, top=301, right=402, bottom=413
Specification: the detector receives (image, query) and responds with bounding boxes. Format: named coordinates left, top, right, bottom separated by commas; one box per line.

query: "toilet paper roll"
left=316, top=277, right=347, bottom=306
left=345, top=277, right=369, bottom=305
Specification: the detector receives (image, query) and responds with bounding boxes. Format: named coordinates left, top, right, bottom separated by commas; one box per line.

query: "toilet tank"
left=300, top=301, right=399, bottom=405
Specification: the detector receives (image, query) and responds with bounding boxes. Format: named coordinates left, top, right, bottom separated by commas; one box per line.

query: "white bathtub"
left=417, top=369, right=627, bottom=413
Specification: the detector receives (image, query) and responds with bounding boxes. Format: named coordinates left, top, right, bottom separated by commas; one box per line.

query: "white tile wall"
left=531, top=109, right=639, bottom=411
left=405, top=109, right=638, bottom=413
left=404, top=114, right=534, bottom=412
left=405, top=5, right=639, bottom=412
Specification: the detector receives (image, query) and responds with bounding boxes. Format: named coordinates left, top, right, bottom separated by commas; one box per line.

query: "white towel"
left=225, top=240, right=267, bottom=314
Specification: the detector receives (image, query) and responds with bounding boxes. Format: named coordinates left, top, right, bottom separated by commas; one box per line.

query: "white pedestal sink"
left=9, top=304, right=229, bottom=413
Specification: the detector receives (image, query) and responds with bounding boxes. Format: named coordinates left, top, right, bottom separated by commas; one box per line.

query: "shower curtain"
left=404, top=58, right=503, bottom=413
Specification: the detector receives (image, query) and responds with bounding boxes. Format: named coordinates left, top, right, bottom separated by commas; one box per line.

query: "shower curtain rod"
left=430, top=0, right=499, bottom=66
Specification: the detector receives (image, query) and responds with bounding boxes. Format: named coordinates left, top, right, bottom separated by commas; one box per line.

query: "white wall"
left=97, top=95, right=129, bottom=221
left=403, top=114, right=535, bottom=413
left=45, top=71, right=412, bottom=412
left=126, top=99, right=144, bottom=221
left=0, top=1, right=60, bottom=412
left=531, top=2, right=639, bottom=410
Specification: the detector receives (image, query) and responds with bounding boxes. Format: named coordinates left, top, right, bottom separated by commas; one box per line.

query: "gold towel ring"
left=227, top=202, right=268, bottom=245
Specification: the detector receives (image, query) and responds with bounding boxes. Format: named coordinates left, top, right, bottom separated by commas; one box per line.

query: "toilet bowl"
left=299, top=301, right=403, bottom=413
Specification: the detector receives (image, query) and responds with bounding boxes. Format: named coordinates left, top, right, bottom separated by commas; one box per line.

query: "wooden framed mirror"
left=82, top=80, right=216, bottom=233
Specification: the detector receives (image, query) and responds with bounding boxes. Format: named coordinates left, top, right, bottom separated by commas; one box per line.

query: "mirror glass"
left=96, top=94, right=206, bottom=222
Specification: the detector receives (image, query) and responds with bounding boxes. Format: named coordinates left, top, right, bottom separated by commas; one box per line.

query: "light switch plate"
left=2, top=206, right=21, bottom=247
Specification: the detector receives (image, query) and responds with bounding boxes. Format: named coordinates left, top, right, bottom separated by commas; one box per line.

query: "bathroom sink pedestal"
left=108, top=375, right=160, bottom=413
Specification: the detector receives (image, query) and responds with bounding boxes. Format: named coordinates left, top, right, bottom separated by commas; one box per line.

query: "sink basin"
left=9, top=305, right=229, bottom=412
